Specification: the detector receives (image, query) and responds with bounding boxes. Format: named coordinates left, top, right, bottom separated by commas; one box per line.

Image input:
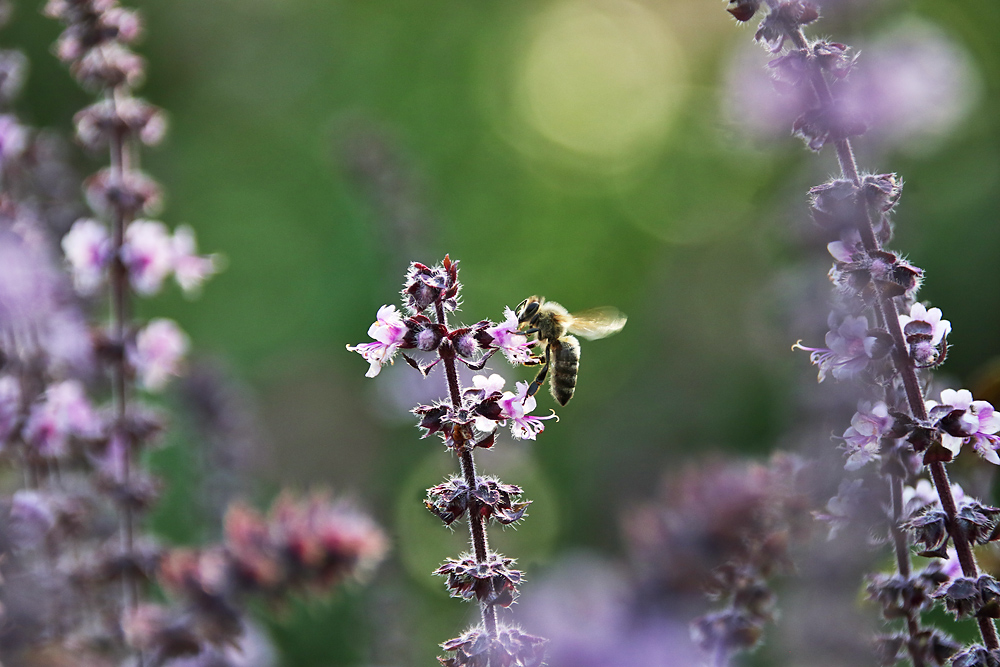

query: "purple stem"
left=435, top=301, right=498, bottom=636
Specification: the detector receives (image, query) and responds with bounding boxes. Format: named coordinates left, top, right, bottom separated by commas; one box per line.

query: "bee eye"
left=519, top=301, right=539, bottom=322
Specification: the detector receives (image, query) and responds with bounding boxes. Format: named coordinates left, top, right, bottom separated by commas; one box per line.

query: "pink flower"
left=485, top=307, right=533, bottom=365
left=498, top=382, right=556, bottom=440
left=794, top=315, right=876, bottom=382
left=346, top=305, right=409, bottom=377
left=899, top=302, right=951, bottom=346
left=931, top=388, right=1000, bottom=464
left=130, top=318, right=190, bottom=391
left=23, top=380, right=101, bottom=458
left=171, top=225, right=218, bottom=295
left=122, top=219, right=174, bottom=295
left=61, top=218, right=111, bottom=295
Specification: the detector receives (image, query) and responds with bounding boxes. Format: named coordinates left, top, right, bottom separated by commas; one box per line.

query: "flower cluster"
left=350, top=257, right=547, bottom=666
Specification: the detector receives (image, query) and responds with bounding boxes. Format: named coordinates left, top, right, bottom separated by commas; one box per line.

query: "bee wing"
left=566, top=307, right=627, bottom=340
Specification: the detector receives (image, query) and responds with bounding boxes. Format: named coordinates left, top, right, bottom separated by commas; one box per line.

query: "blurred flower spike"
left=62, top=216, right=219, bottom=297
left=160, top=492, right=388, bottom=602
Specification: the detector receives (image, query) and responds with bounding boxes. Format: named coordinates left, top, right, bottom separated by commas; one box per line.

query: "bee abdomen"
left=550, top=336, right=580, bottom=406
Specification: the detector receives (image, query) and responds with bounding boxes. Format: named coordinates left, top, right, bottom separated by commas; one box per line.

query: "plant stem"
left=107, top=92, right=141, bottom=652
left=790, top=22, right=999, bottom=652
left=435, top=301, right=498, bottom=637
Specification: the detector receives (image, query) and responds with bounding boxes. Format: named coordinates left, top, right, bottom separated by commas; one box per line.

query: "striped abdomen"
left=550, top=335, right=581, bottom=406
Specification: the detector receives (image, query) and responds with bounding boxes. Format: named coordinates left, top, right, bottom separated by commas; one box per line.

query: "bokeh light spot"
left=513, top=0, right=686, bottom=168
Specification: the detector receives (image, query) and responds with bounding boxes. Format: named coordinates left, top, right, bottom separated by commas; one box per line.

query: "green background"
left=6, top=0, right=1000, bottom=663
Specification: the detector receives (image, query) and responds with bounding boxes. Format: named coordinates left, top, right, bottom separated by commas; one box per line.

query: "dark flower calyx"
left=867, top=572, right=935, bottom=618
left=875, top=629, right=960, bottom=667
left=812, top=41, right=856, bottom=79
left=809, top=179, right=858, bottom=232
left=793, top=102, right=868, bottom=152
left=862, top=173, right=903, bottom=212
left=754, top=1, right=820, bottom=52
left=434, top=551, right=523, bottom=607
left=903, top=510, right=949, bottom=557
left=425, top=476, right=528, bottom=526
left=934, top=576, right=1000, bottom=620
left=953, top=645, right=1000, bottom=667
left=954, top=503, right=1000, bottom=546
left=402, top=256, right=460, bottom=313
left=726, top=0, right=760, bottom=22
left=403, top=314, right=443, bottom=352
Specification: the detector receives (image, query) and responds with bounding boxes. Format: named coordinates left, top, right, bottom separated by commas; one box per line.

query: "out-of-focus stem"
left=788, top=21, right=999, bottom=652
left=435, top=301, right=498, bottom=637
left=889, top=472, right=928, bottom=667
left=107, top=91, right=140, bottom=636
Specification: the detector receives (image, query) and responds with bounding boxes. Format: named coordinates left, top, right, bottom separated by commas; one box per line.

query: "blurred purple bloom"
left=171, top=225, right=218, bottom=295
left=346, top=304, right=409, bottom=377
left=841, top=400, right=893, bottom=470
left=794, top=314, right=876, bottom=382
left=62, top=217, right=111, bottom=295
left=129, top=318, right=190, bottom=391
left=23, top=380, right=101, bottom=458
left=122, top=219, right=173, bottom=295
left=0, top=113, right=27, bottom=167
left=0, top=226, right=93, bottom=372
left=840, top=20, right=979, bottom=152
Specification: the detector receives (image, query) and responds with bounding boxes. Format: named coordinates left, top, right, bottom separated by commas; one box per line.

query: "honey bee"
left=515, top=296, right=627, bottom=406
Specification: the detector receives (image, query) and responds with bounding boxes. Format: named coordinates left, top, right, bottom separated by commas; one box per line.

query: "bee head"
left=516, top=297, right=541, bottom=324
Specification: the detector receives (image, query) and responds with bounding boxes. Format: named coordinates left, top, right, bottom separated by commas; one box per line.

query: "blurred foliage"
left=4, top=0, right=1000, bottom=663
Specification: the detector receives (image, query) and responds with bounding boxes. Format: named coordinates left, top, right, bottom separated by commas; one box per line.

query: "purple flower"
left=794, top=314, right=876, bottom=382
left=129, top=318, right=190, bottom=391
left=498, top=382, right=555, bottom=441
left=841, top=400, right=893, bottom=471
left=171, top=225, right=218, bottom=295
left=346, top=304, right=409, bottom=377
left=0, top=374, right=21, bottom=446
left=122, top=219, right=174, bottom=295
left=485, top=307, right=533, bottom=365
left=929, top=389, right=1000, bottom=464
left=23, top=380, right=101, bottom=458
left=62, top=218, right=111, bottom=295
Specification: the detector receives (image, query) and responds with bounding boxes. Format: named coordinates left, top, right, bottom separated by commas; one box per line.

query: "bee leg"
left=525, top=345, right=551, bottom=400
